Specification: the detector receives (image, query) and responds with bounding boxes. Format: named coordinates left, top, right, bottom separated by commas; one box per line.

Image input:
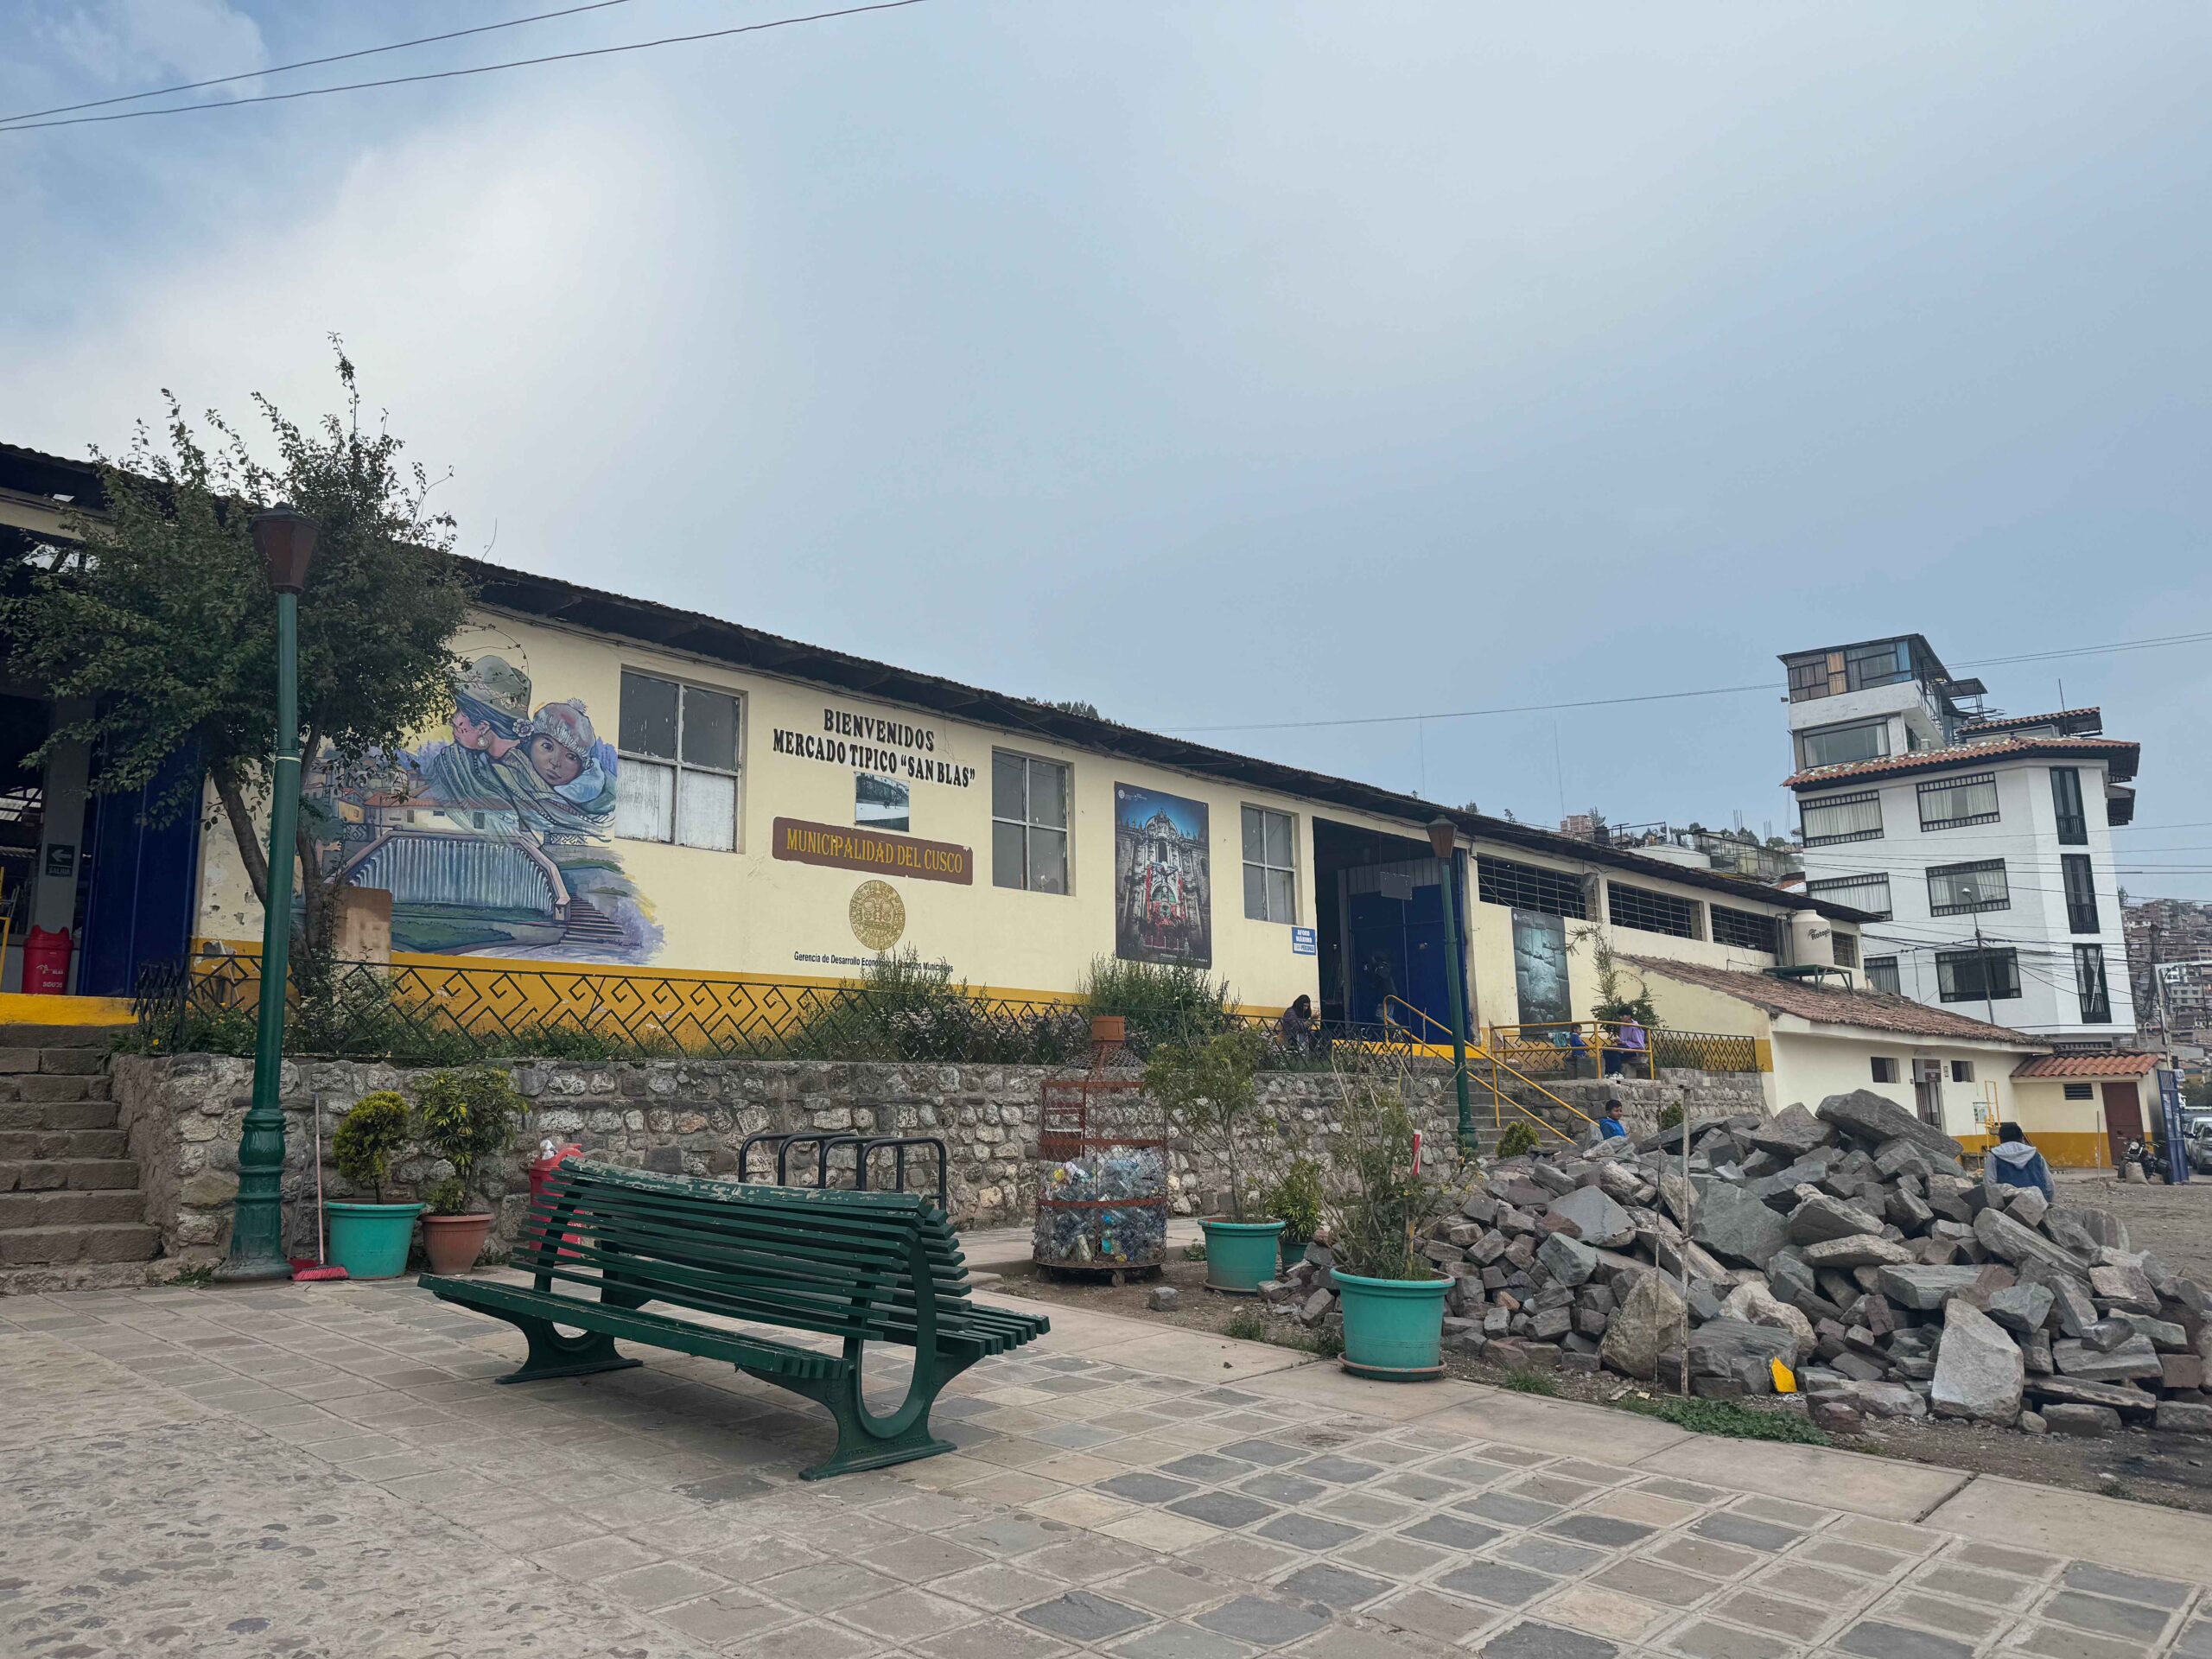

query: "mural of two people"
left=1113, top=784, right=1212, bottom=968
left=308, top=651, right=660, bottom=962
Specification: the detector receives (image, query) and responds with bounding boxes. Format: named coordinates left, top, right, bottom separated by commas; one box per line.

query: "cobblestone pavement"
left=7, top=1277, right=2212, bottom=1659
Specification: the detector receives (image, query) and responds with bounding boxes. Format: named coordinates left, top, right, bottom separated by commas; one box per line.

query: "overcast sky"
left=5, top=3, right=2209, bottom=891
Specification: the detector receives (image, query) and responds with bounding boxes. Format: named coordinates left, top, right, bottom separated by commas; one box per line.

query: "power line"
left=1164, top=626, right=2212, bottom=735
left=0, top=0, right=928, bottom=132
left=0, top=0, right=644, bottom=126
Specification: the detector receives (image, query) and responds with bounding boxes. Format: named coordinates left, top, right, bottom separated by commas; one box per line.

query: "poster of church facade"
left=1112, top=784, right=1211, bottom=968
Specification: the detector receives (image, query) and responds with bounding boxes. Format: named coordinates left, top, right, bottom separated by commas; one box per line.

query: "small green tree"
left=1496, top=1121, right=1541, bottom=1159
left=1572, top=925, right=1657, bottom=1025
left=415, top=1067, right=524, bottom=1215
left=332, top=1090, right=413, bottom=1205
left=3, top=344, right=471, bottom=964
left=1145, top=1027, right=1269, bottom=1220
left=1319, top=1061, right=1461, bottom=1281
left=1262, top=1156, right=1325, bottom=1246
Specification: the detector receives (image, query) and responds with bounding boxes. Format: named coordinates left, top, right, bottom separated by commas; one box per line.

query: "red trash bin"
left=527, top=1140, right=584, bottom=1261
left=21, top=926, right=72, bottom=995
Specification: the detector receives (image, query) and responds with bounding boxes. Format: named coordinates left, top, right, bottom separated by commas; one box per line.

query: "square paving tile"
left=937, top=1565, right=1074, bottom=1613
left=1338, top=1535, right=1447, bottom=1579
left=1497, top=1535, right=1605, bottom=1578
left=1160, top=1452, right=1253, bottom=1483
left=1592, top=1558, right=1717, bottom=1609
left=1371, top=1587, right=1502, bottom=1645
left=1711, top=1588, right=1832, bottom=1643
left=598, top=1558, right=735, bottom=1611
left=1872, top=1592, right=2005, bottom=1642
left=1107, top=1566, right=1231, bottom=1618
left=1477, top=1619, right=1618, bottom=1658
left=1241, top=1472, right=1328, bottom=1505
left=1402, top=1514, right=1504, bottom=1552
left=2058, top=1563, right=2193, bottom=1611
left=1018, top=1592, right=1151, bottom=1643
left=1378, top=1472, right=1459, bottom=1503
left=1255, top=1513, right=1363, bottom=1552
left=1689, top=1513, right=1801, bottom=1553
left=1110, top=1624, right=1250, bottom=1659
left=1099, top=1472, right=1203, bottom=1505
left=1434, top=1560, right=1556, bottom=1609
left=1544, top=1515, right=1652, bottom=1549
left=1834, top=1618, right=1976, bottom=1659
left=1532, top=1584, right=1666, bottom=1643
left=1277, top=1563, right=1390, bottom=1611
left=2040, top=1590, right=2172, bottom=1642
left=1297, top=1457, right=1382, bottom=1485
left=1167, top=1491, right=1278, bottom=1529
left=1219, top=1440, right=1309, bottom=1467
left=839, top=1587, right=979, bottom=1642
left=1662, top=1619, right=1788, bottom=1659
left=1910, top=1564, right=2035, bottom=1608
left=1459, top=1492, right=1561, bottom=1528
left=1194, top=1594, right=1330, bottom=1647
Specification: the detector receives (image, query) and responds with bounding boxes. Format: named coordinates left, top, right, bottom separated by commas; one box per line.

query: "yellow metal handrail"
left=1381, top=995, right=1455, bottom=1047
left=1476, top=1045, right=1597, bottom=1144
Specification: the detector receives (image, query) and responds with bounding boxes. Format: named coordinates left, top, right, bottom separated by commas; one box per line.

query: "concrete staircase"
left=0, top=1025, right=159, bottom=1280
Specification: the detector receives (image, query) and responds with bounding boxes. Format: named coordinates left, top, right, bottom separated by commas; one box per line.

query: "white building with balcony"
left=1780, top=635, right=2139, bottom=1045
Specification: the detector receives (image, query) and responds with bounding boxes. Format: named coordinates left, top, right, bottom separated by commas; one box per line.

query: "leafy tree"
left=1145, top=1027, right=1269, bottom=1220
left=4, top=345, right=470, bottom=962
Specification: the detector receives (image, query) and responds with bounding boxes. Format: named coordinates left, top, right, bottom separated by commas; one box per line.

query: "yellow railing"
left=1378, top=998, right=1593, bottom=1146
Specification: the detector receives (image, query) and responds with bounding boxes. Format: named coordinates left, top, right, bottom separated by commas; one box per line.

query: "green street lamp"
left=1427, top=817, right=1476, bottom=1153
left=215, top=504, right=318, bottom=1283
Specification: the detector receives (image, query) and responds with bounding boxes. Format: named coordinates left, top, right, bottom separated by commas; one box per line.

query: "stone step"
left=0, top=1222, right=161, bottom=1267
left=0, top=1100, right=121, bottom=1133
left=0, top=1023, right=115, bottom=1049
left=0, top=1187, right=148, bottom=1227
left=0, top=1158, right=142, bottom=1193
left=0, top=1257, right=179, bottom=1295
left=0, top=1073, right=112, bottom=1104
left=0, top=1047, right=105, bottom=1076
left=0, top=1129, right=129, bottom=1160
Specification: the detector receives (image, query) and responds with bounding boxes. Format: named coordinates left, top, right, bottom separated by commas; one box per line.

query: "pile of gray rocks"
left=1262, top=1088, right=2212, bottom=1440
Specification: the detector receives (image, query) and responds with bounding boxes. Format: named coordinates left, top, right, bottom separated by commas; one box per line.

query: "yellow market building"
left=168, top=556, right=1888, bottom=1045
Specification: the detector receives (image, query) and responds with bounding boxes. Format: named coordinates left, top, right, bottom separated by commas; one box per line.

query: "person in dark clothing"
left=1597, top=1101, right=1628, bottom=1140
left=1278, top=994, right=1315, bottom=1052
left=1985, top=1122, right=2056, bottom=1201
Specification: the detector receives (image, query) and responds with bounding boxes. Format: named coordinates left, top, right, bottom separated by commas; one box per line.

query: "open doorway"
left=1313, top=817, right=1465, bottom=1038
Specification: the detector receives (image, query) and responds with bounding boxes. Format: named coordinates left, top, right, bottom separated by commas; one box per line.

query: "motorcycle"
left=2123, top=1137, right=2169, bottom=1184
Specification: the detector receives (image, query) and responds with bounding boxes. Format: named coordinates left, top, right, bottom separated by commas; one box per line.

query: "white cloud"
left=42, top=0, right=268, bottom=96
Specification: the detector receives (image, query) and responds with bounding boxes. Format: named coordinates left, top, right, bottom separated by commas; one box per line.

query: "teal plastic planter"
left=1336, top=1269, right=1449, bottom=1380
left=1201, top=1218, right=1285, bottom=1294
left=1279, top=1232, right=1310, bottom=1272
left=326, top=1202, right=425, bottom=1280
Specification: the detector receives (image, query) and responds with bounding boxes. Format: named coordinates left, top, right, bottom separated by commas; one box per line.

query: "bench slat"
left=420, top=1276, right=851, bottom=1379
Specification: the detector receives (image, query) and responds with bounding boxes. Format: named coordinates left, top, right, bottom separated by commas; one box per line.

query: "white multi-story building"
left=1779, top=635, right=2139, bottom=1046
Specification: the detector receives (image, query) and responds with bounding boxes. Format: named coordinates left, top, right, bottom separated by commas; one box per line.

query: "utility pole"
left=1974, top=920, right=1996, bottom=1029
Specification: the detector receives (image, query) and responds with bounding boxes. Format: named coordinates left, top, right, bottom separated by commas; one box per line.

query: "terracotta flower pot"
left=420, top=1212, right=494, bottom=1275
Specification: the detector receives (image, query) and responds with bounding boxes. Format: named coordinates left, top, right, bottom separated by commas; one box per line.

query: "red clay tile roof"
left=2012, top=1052, right=2162, bottom=1079
left=1621, top=955, right=2039, bottom=1045
left=1785, top=734, right=2139, bottom=791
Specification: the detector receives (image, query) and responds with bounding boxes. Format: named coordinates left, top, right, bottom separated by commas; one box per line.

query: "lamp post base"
left=212, top=1253, right=294, bottom=1284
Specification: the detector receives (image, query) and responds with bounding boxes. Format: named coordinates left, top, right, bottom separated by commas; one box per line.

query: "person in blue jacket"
left=1985, top=1122, right=2056, bottom=1201
left=1597, top=1101, right=1628, bottom=1141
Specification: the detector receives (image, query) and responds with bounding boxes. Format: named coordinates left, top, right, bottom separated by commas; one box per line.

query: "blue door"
left=1344, top=864, right=1464, bottom=1037
left=79, top=749, right=201, bottom=996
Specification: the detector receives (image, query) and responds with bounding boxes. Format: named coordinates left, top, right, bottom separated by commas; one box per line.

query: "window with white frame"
left=990, top=751, right=1070, bottom=893
left=1918, top=772, right=1999, bottom=830
left=1951, top=1060, right=1975, bottom=1083
left=1796, top=718, right=1890, bottom=771
left=1801, top=790, right=1883, bottom=846
left=1871, top=1057, right=1898, bottom=1084
left=615, top=671, right=741, bottom=850
left=1241, top=805, right=1296, bottom=923
left=1808, top=872, right=1891, bottom=920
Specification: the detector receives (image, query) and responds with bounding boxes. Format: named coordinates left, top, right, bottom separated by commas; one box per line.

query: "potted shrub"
left=1262, top=1157, right=1324, bottom=1271
left=1321, top=1070, right=1463, bottom=1380
left=327, top=1090, right=424, bottom=1280
left=1146, top=1027, right=1282, bottom=1293
left=415, top=1066, right=524, bottom=1275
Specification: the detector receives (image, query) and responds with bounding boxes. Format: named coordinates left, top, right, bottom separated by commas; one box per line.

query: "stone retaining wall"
left=110, top=1053, right=1767, bottom=1268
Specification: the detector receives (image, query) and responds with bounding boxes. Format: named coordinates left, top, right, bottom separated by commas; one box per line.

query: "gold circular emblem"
left=849, top=880, right=906, bottom=951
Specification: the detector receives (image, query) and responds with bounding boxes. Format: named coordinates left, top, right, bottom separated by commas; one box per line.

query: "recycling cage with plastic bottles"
left=1033, top=1015, right=1168, bottom=1281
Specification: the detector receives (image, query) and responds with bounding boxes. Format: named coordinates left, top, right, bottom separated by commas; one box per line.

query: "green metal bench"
left=418, top=1158, right=1048, bottom=1479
